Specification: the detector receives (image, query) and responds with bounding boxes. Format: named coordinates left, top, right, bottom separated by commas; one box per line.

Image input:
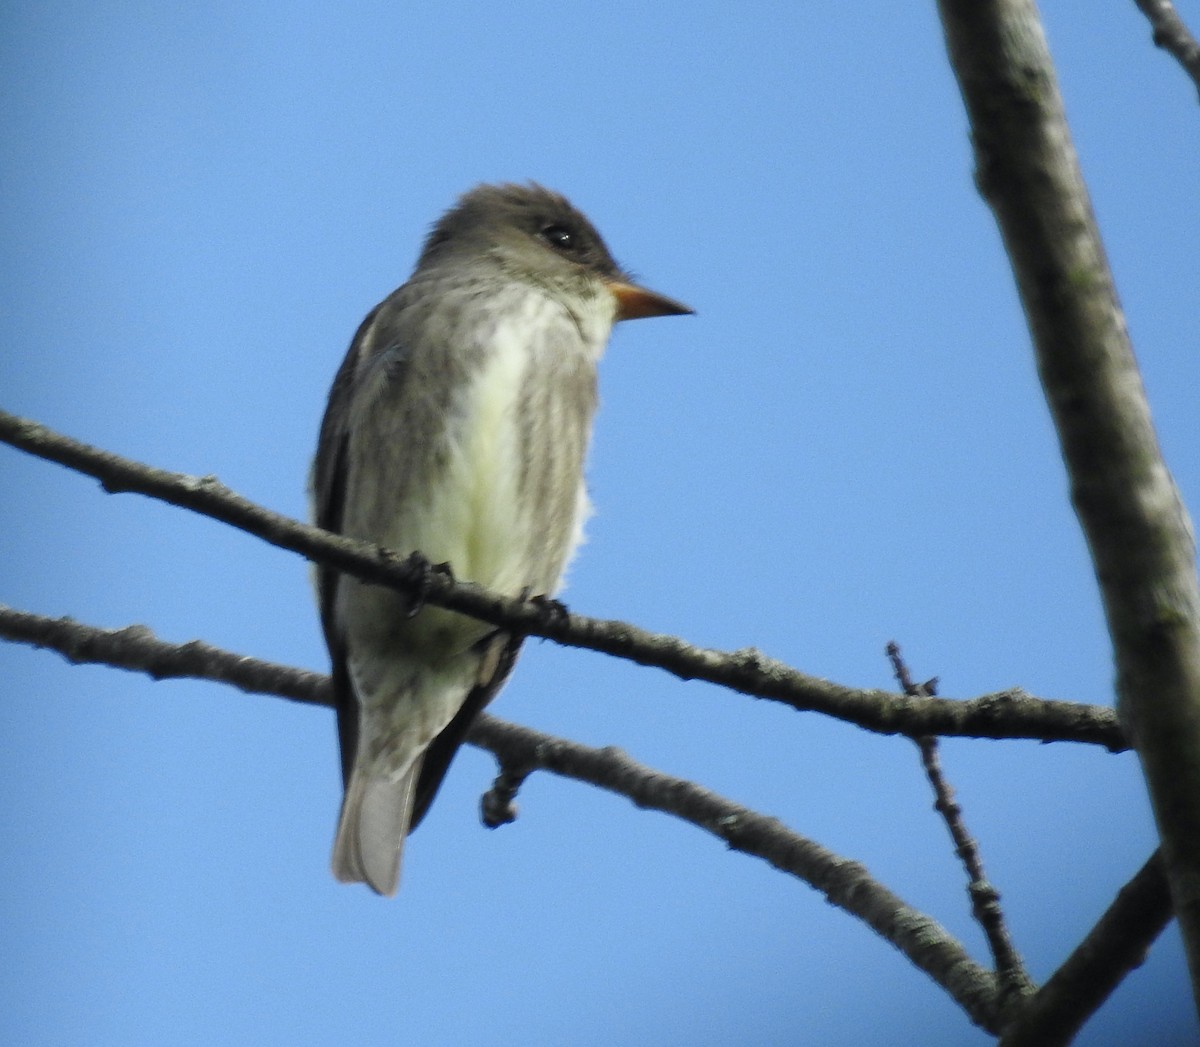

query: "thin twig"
left=0, top=603, right=1003, bottom=1030
left=888, top=642, right=1033, bottom=1004
left=1134, top=0, right=1200, bottom=100
left=0, top=410, right=1126, bottom=749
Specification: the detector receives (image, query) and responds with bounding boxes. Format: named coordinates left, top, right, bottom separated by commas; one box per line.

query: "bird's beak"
left=606, top=279, right=694, bottom=322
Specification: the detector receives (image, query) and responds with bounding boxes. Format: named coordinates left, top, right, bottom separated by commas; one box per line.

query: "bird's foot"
left=401, top=551, right=455, bottom=618
left=522, top=590, right=570, bottom=627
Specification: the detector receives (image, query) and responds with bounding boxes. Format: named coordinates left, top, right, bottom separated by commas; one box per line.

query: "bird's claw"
left=401, top=551, right=455, bottom=618
left=523, top=590, right=569, bottom=626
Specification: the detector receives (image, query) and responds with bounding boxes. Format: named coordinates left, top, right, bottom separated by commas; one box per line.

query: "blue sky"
left=3, top=2, right=1198, bottom=1044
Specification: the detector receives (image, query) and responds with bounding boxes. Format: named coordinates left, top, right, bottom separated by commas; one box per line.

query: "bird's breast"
left=436, top=319, right=533, bottom=590
left=401, top=294, right=598, bottom=601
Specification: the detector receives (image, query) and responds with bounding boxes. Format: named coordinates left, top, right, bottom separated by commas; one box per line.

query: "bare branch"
left=937, top=0, right=1200, bottom=1008
left=1134, top=0, right=1200, bottom=100
left=997, top=851, right=1174, bottom=1046
left=0, top=411, right=1126, bottom=748
left=887, top=642, right=1033, bottom=1001
left=0, top=603, right=1003, bottom=1030
left=0, top=604, right=331, bottom=706
left=470, top=715, right=1002, bottom=1031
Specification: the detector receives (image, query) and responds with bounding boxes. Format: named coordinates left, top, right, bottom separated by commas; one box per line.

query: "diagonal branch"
left=471, top=714, right=1001, bottom=1030
left=997, top=851, right=1174, bottom=1046
left=0, top=410, right=1126, bottom=748
left=0, top=603, right=1003, bottom=1030
left=937, top=0, right=1200, bottom=1011
left=1133, top=0, right=1200, bottom=100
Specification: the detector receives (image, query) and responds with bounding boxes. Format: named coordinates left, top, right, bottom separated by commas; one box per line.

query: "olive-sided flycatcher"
left=312, top=183, right=691, bottom=894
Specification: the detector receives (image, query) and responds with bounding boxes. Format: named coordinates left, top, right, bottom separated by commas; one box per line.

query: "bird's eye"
left=540, top=224, right=576, bottom=252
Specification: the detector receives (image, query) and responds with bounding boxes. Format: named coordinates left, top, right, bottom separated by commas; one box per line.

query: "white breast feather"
left=401, top=295, right=549, bottom=596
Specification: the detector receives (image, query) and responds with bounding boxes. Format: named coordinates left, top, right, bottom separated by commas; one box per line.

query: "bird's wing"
left=312, top=298, right=396, bottom=786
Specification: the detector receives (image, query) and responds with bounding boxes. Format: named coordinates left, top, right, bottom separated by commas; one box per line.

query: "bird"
left=311, top=182, right=692, bottom=895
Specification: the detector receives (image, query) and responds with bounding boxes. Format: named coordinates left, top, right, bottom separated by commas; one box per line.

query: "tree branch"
left=937, top=0, right=1200, bottom=1010
left=0, top=604, right=331, bottom=706
left=997, top=851, right=1175, bottom=1046
left=0, top=603, right=1004, bottom=1031
left=887, top=642, right=1033, bottom=1002
left=1133, top=0, right=1200, bottom=100
left=470, top=715, right=1001, bottom=1030
left=0, top=410, right=1126, bottom=749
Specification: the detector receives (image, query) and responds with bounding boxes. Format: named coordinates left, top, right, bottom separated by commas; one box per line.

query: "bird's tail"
left=331, top=754, right=422, bottom=897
